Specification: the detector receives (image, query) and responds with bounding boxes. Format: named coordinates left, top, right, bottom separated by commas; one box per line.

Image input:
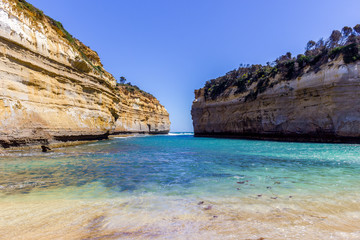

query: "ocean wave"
left=168, top=132, right=194, bottom=136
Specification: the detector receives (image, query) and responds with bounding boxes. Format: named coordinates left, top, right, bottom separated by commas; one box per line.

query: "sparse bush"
left=296, top=54, right=310, bottom=67
left=329, top=46, right=345, bottom=60
left=117, top=83, right=155, bottom=99
left=94, top=66, right=104, bottom=73
left=16, top=0, right=44, bottom=20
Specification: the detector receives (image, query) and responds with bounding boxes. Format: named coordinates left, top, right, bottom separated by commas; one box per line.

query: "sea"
left=1, top=133, right=360, bottom=239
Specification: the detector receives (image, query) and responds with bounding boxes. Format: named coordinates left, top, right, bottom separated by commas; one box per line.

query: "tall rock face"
left=192, top=59, right=360, bottom=142
left=0, top=0, right=170, bottom=147
left=114, top=85, right=170, bottom=134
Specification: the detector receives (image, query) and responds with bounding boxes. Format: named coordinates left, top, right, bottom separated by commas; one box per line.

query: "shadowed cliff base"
left=194, top=132, right=360, bottom=144
left=53, top=132, right=110, bottom=142
left=0, top=130, right=170, bottom=149
left=0, top=133, right=110, bottom=148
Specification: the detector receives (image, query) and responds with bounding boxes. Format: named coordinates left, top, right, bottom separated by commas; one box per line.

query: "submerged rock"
left=41, top=145, right=51, bottom=152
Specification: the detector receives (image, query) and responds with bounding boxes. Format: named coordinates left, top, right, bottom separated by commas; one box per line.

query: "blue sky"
left=27, top=0, right=360, bottom=132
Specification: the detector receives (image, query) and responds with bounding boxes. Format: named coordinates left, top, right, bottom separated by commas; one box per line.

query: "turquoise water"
left=2, top=134, right=360, bottom=239
left=2, top=134, right=360, bottom=199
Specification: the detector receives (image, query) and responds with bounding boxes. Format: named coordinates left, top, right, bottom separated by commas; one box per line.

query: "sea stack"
left=0, top=0, right=170, bottom=147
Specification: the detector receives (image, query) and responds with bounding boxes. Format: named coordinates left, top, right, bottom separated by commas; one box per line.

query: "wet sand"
left=2, top=193, right=360, bottom=240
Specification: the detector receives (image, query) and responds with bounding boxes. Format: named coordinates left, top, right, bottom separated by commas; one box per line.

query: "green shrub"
left=16, top=0, right=44, bottom=19
left=296, top=54, right=310, bottom=67
left=342, top=43, right=360, bottom=63
left=117, top=83, right=154, bottom=99
left=94, top=66, right=104, bottom=73
left=329, top=46, right=345, bottom=60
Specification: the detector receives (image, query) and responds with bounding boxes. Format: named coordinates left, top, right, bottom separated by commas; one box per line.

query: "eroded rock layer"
left=114, top=86, right=170, bottom=134
left=0, top=0, right=170, bottom=147
left=192, top=60, right=360, bottom=142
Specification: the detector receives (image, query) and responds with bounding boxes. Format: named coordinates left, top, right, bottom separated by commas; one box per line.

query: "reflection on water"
left=1, top=135, right=360, bottom=239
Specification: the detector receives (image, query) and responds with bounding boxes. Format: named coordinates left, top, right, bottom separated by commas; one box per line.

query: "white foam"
left=168, top=132, right=194, bottom=136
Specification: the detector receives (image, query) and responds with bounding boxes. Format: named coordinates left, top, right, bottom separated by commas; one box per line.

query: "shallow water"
left=1, top=134, right=360, bottom=239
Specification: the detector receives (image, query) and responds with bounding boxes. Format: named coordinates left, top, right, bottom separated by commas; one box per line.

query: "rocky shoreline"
left=0, top=132, right=171, bottom=154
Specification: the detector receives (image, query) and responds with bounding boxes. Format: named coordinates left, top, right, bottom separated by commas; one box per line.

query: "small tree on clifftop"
left=354, top=24, right=360, bottom=35
left=306, top=40, right=316, bottom=51
left=328, top=30, right=342, bottom=48
left=341, top=26, right=352, bottom=44
left=119, top=76, right=126, bottom=84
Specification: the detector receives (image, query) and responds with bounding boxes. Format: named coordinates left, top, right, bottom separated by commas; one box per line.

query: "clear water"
left=2, top=134, right=360, bottom=239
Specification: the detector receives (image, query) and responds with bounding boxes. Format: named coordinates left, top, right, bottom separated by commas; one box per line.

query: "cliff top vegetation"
left=11, top=0, right=103, bottom=74
left=116, top=76, right=155, bottom=99
left=203, top=25, right=360, bottom=101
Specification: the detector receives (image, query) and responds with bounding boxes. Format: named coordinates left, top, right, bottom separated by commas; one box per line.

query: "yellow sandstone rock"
left=0, top=0, right=170, bottom=147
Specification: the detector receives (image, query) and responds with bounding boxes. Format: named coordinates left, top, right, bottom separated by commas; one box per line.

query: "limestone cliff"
left=114, top=85, right=170, bottom=134
left=0, top=0, right=170, bottom=147
left=192, top=49, right=360, bottom=142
